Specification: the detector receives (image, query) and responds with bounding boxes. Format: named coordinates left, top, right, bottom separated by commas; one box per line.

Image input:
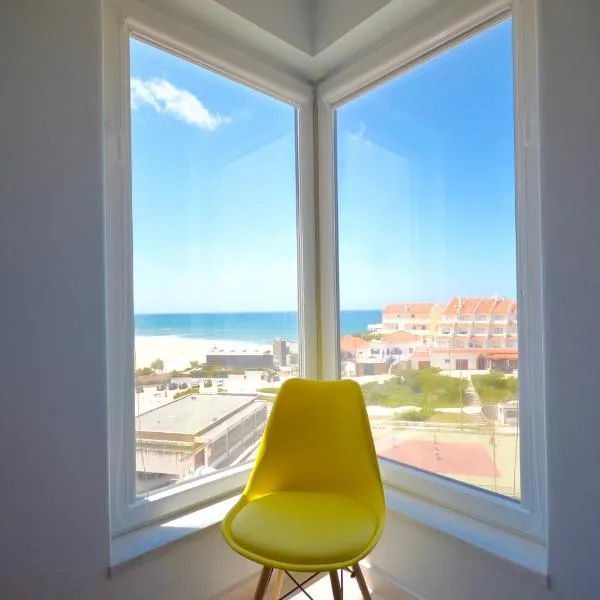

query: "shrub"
left=174, top=386, right=199, bottom=399
left=401, top=408, right=434, bottom=421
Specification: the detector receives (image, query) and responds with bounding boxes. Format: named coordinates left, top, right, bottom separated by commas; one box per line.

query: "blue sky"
left=130, top=19, right=515, bottom=314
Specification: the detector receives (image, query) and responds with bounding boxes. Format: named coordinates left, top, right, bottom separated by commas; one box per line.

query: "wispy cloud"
left=349, top=121, right=372, bottom=147
left=131, top=77, right=230, bottom=131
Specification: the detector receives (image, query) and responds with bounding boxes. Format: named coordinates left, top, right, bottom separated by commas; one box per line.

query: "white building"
left=436, top=296, right=518, bottom=349
left=410, top=347, right=519, bottom=372
left=378, top=302, right=441, bottom=338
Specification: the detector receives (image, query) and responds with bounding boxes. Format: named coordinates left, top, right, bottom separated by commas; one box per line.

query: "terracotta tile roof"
left=442, top=296, right=518, bottom=316
left=476, top=298, right=496, bottom=313
left=382, top=303, right=435, bottom=315
left=340, top=335, right=370, bottom=352
left=492, top=299, right=517, bottom=314
left=381, top=331, right=422, bottom=344
left=487, top=350, right=519, bottom=360
left=429, top=347, right=519, bottom=356
left=411, top=350, right=431, bottom=359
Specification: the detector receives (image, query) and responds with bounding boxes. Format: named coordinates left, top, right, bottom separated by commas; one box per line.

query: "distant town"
left=342, top=294, right=518, bottom=376
left=133, top=295, right=520, bottom=500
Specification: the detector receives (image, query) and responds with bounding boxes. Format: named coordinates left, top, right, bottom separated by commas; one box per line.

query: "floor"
left=213, top=564, right=416, bottom=600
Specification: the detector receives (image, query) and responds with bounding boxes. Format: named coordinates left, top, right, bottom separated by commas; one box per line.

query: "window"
left=106, top=28, right=311, bottom=534
left=130, top=38, right=300, bottom=498
left=336, top=21, right=521, bottom=500
left=106, top=0, right=544, bottom=548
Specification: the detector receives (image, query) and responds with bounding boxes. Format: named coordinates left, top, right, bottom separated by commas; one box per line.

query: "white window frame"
left=317, top=0, right=546, bottom=543
left=103, top=0, right=316, bottom=536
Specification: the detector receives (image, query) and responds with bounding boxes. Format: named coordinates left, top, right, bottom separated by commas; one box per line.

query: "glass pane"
left=130, top=39, right=299, bottom=496
left=336, top=20, right=520, bottom=499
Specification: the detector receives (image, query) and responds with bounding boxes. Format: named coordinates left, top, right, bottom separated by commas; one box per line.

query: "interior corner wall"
left=0, top=0, right=109, bottom=597
left=0, top=1, right=257, bottom=599
left=314, top=0, right=393, bottom=54
left=214, top=0, right=313, bottom=55
left=367, top=0, right=600, bottom=598
left=2, top=0, right=600, bottom=599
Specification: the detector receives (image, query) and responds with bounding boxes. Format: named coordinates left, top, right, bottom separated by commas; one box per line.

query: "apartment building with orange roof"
left=436, top=295, right=517, bottom=351
left=372, top=302, right=441, bottom=341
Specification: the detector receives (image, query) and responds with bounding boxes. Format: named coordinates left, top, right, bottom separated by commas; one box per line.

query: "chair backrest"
left=243, top=378, right=384, bottom=515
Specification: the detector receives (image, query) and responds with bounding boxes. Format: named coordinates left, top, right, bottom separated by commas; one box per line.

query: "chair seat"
left=229, top=491, right=378, bottom=567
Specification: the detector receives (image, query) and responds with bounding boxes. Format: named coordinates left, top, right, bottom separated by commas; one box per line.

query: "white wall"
left=314, top=0, right=392, bottom=52
left=215, top=0, right=312, bottom=54
left=368, top=0, right=600, bottom=598
left=2, top=0, right=600, bottom=599
left=0, top=1, right=255, bottom=598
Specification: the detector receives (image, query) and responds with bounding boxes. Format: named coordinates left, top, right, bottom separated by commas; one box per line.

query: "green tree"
left=361, top=369, right=467, bottom=409
left=472, top=371, right=518, bottom=404
left=190, top=360, right=200, bottom=369
left=136, top=367, right=153, bottom=376
left=151, top=358, right=164, bottom=372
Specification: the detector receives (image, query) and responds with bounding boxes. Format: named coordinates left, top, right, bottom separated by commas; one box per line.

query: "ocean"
left=135, top=310, right=381, bottom=344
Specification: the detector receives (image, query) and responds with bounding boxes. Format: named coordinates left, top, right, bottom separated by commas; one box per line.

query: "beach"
left=135, top=335, right=298, bottom=372
left=132, top=310, right=381, bottom=372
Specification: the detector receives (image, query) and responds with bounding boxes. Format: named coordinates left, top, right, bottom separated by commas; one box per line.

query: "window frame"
left=103, top=0, right=317, bottom=536
left=317, top=0, right=546, bottom=543
left=104, top=0, right=546, bottom=549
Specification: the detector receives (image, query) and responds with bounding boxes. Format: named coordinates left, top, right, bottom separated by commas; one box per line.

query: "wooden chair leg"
left=329, top=570, right=343, bottom=600
left=352, top=563, right=371, bottom=600
left=272, top=569, right=285, bottom=600
left=254, top=566, right=273, bottom=600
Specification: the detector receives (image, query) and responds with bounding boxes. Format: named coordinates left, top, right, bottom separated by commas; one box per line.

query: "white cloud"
left=131, top=77, right=229, bottom=131
left=349, top=121, right=372, bottom=147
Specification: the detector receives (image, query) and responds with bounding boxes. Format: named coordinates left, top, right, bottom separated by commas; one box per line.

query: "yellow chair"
left=222, top=378, right=385, bottom=600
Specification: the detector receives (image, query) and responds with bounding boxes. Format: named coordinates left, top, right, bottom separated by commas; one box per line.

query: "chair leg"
left=272, top=569, right=285, bottom=600
left=254, top=566, right=273, bottom=600
left=329, top=570, right=343, bottom=600
left=352, top=563, right=371, bottom=600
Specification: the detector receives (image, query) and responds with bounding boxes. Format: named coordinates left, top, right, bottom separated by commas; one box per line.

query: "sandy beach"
left=135, top=335, right=297, bottom=372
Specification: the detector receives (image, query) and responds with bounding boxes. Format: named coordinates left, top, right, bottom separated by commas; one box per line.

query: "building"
left=377, top=302, right=441, bottom=338
left=498, top=399, right=519, bottom=426
left=379, top=330, right=424, bottom=357
left=205, top=351, right=274, bottom=370
left=410, top=347, right=519, bottom=372
left=136, top=393, right=267, bottom=492
left=355, top=359, right=390, bottom=377
left=272, top=339, right=288, bottom=367
left=340, top=335, right=371, bottom=360
left=436, top=296, right=518, bottom=349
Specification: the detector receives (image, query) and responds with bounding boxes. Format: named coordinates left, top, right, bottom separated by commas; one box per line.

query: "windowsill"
left=384, top=486, right=549, bottom=588
left=109, top=484, right=548, bottom=588
left=108, top=494, right=240, bottom=576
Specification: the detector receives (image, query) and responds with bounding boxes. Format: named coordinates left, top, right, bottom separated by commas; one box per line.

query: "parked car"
left=168, top=382, right=178, bottom=391
left=156, top=384, right=166, bottom=391
left=178, top=382, right=188, bottom=390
